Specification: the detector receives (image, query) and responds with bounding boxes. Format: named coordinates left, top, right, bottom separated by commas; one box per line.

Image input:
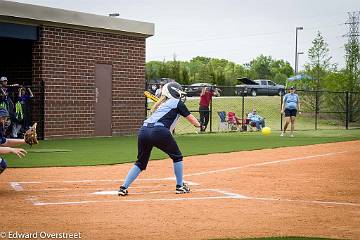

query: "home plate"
left=92, top=191, right=118, bottom=195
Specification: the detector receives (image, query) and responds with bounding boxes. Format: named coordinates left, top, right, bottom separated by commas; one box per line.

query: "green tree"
left=343, top=19, right=360, bottom=122
left=166, top=55, right=181, bottom=82
left=159, top=59, right=169, bottom=78
left=273, top=73, right=288, bottom=86
left=245, top=55, right=293, bottom=83
left=146, top=55, right=291, bottom=87
left=209, top=58, right=228, bottom=85
left=304, top=31, right=332, bottom=90
left=224, top=62, right=246, bottom=86
left=271, top=59, right=293, bottom=84
left=189, top=56, right=212, bottom=83
left=344, top=28, right=360, bottom=91
left=177, top=62, right=188, bottom=85
left=248, top=55, right=273, bottom=79
left=146, top=61, right=163, bottom=80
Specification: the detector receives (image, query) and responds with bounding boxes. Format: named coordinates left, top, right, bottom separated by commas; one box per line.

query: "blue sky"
left=9, top=0, right=360, bottom=70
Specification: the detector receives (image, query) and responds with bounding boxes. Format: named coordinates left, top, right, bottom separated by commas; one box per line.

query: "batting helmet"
left=162, top=82, right=186, bottom=100
left=0, top=109, right=9, bottom=118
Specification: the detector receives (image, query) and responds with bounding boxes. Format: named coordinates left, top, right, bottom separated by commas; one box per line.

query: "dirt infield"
left=1, top=141, right=359, bottom=240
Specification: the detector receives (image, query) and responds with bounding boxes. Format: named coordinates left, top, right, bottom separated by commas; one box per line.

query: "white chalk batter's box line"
left=26, top=188, right=244, bottom=206
left=10, top=179, right=360, bottom=207
left=18, top=180, right=243, bottom=206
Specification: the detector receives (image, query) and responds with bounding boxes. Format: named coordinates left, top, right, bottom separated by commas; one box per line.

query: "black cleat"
left=176, top=183, right=190, bottom=194
left=118, top=186, right=128, bottom=196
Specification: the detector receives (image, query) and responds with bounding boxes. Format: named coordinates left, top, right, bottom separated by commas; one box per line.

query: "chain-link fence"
left=145, top=84, right=360, bottom=134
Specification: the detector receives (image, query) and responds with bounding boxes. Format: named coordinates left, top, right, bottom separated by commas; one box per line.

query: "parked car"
left=235, top=78, right=285, bottom=96
left=184, top=83, right=221, bottom=97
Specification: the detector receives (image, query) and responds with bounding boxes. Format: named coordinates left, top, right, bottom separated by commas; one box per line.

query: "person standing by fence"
left=281, top=86, right=301, bottom=137
left=199, top=86, right=219, bottom=132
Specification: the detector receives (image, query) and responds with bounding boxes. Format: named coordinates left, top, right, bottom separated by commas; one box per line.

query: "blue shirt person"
left=247, top=108, right=265, bottom=130
left=281, top=86, right=301, bottom=137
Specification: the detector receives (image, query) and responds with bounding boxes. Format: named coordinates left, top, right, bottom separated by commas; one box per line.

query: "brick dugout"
left=0, top=0, right=154, bottom=139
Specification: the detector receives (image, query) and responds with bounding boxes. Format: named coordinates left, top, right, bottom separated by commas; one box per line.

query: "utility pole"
left=295, top=27, right=303, bottom=75
left=343, top=11, right=360, bottom=124
left=344, top=11, right=360, bottom=84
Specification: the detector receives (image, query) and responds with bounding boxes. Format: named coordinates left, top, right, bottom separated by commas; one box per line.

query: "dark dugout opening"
left=0, top=37, right=33, bottom=86
left=0, top=22, right=43, bottom=139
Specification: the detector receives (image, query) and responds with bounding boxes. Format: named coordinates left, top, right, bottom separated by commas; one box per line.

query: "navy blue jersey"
left=144, top=99, right=190, bottom=131
left=19, top=95, right=31, bottom=104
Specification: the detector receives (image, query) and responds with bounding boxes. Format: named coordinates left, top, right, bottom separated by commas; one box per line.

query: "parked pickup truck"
left=235, top=78, right=285, bottom=96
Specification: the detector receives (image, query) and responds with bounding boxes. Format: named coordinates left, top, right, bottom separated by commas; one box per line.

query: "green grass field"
left=6, top=129, right=360, bottom=168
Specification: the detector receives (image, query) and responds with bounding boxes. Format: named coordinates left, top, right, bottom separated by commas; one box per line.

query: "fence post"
left=209, top=97, right=213, bottom=132
left=345, top=91, right=349, bottom=130
left=315, top=90, right=319, bottom=130
left=241, top=91, right=245, bottom=127
left=280, top=95, right=283, bottom=131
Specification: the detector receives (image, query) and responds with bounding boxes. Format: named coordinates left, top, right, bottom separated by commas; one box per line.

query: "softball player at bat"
left=0, top=109, right=27, bottom=176
left=118, top=82, right=201, bottom=196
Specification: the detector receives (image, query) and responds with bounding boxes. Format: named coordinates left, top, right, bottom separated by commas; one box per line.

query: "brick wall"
left=32, top=25, right=146, bottom=138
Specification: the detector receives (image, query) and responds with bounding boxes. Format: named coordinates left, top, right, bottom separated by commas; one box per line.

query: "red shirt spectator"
left=199, top=91, right=215, bottom=107
left=198, top=87, right=219, bottom=132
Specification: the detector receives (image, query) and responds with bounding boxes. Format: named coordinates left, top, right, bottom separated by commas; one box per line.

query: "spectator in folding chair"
left=217, top=111, right=228, bottom=131
left=227, top=112, right=241, bottom=131
left=247, top=108, right=265, bottom=131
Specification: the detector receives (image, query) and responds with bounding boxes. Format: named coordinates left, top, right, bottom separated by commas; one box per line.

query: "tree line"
left=146, top=31, right=359, bottom=94
left=146, top=55, right=293, bottom=86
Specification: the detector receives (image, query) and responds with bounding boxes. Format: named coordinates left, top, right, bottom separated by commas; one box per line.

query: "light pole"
left=294, top=27, right=303, bottom=76
left=297, top=51, right=304, bottom=75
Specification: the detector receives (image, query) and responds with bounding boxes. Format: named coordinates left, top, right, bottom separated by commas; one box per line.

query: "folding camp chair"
left=244, top=117, right=257, bottom=131
left=227, top=112, right=241, bottom=131
left=217, top=111, right=229, bottom=131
